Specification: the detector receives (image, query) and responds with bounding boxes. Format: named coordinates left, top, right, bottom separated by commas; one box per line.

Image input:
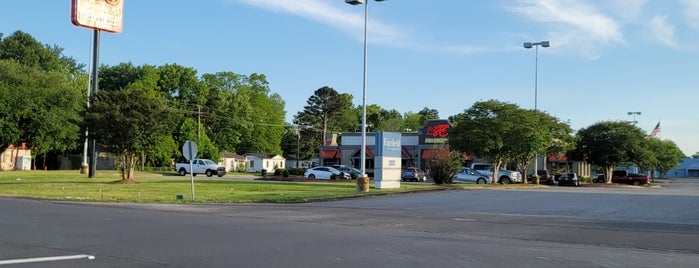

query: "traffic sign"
left=182, top=140, right=198, bottom=161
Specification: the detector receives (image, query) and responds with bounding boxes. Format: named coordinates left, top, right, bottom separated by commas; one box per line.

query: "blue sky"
left=3, top=0, right=698, bottom=155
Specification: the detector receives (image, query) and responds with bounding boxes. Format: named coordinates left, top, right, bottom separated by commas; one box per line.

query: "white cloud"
left=649, top=15, right=680, bottom=49
left=606, top=0, right=648, bottom=21
left=680, top=0, right=699, bottom=31
left=235, top=0, right=412, bottom=47
left=507, top=0, right=626, bottom=59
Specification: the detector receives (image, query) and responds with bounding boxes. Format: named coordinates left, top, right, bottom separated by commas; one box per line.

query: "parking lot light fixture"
left=523, top=40, right=550, bottom=183
left=346, top=0, right=386, bottom=189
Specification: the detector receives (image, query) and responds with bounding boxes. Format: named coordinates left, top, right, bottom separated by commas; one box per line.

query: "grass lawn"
left=0, top=170, right=457, bottom=203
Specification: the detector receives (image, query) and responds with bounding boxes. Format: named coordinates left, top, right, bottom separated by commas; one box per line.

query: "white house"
left=219, top=152, right=246, bottom=172
left=1, top=143, right=31, bottom=171
left=245, top=154, right=286, bottom=172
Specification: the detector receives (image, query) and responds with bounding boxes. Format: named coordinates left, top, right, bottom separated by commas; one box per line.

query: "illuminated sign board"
left=419, top=119, right=451, bottom=144
left=72, top=0, right=124, bottom=33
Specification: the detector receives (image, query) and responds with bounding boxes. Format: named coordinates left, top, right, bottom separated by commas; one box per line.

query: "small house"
left=245, top=154, right=285, bottom=172
left=1, top=143, right=31, bottom=171
left=219, top=152, right=246, bottom=172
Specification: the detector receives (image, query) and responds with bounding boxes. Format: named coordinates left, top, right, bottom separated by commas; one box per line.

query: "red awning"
left=548, top=153, right=568, bottom=161
left=320, top=150, right=340, bottom=159
left=401, top=146, right=413, bottom=158
left=421, top=149, right=449, bottom=159
left=353, top=147, right=375, bottom=158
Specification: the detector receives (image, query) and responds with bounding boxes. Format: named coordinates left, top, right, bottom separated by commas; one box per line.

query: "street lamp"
left=524, top=40, right=550, bottom=183
left=346, top=0, right=385, bottom=183
left=628, top=111, right=641, bottom=124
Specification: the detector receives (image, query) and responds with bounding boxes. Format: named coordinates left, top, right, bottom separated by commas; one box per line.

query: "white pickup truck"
left=470, top=163, right=522, bottom=184
left=175, top=159, right=226, bottom=177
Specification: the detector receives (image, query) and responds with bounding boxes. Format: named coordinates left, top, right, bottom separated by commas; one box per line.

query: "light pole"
left=627, top=111, right=641, bottom=124
left=524, top=40, right=550, bottom=183
left=346, top=0, right=385, bottom=190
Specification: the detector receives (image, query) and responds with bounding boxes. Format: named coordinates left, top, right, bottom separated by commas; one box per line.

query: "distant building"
left=1, top=143, right=31, bottom=171
left=667, top=158, right=699, bottom=178
left=245, top=154, right=285, bottom=172
left=319, top=119, right=467, bottom=176
left=219, top=152, right=246, bottom=172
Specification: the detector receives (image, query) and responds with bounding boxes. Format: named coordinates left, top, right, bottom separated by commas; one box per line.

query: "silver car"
left=454, top=168, right=491, bottom=184
left=304, top=166, right=351, bottom=180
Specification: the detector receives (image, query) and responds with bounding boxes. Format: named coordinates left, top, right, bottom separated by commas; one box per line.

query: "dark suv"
left=534, top=169, right=555, bottom=185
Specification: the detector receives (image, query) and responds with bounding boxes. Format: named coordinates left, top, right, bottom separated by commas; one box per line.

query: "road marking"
left=0, top=254, right=95, bottom=265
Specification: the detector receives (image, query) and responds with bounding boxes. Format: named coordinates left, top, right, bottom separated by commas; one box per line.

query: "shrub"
left=236, top=163, right=246, bottom=173
left=282, top=169, right=290, bottom=177
left=288, top=168, right=305, bottom=176
left=330, top=174, right=337, bottom=180
left=427, top=150, right=463, bottom=184
left=350, top=172, right=358, bottom=180
left=273, top=169, right=282, bottom=176
left=261, top=169, right=267, bottom=178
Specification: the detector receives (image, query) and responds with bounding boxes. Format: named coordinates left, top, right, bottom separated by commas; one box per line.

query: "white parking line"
left=0, top=254, right=95, bottom=265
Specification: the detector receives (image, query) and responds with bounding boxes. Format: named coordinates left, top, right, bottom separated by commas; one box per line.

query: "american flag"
left=649, top=121, right=661, bottom=138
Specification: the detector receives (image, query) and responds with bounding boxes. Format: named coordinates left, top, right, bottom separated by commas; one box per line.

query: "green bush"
left=330, top=174, right=337, bottom=180
left=427, top=150, right=463, bottom=184
left=350, top=172, right=358, bottom=180
left=282, top=169, right=289, bottom=177
left=288, top=168, right=305, bottom=176
left=236, top=163, right=246, bottom=173
left=261, top=169, right=267, bottom=178
left=273, top=169, right=282, bottom=176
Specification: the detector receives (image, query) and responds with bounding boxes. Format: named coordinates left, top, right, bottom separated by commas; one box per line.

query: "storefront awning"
left=421, top=149, right=449, bottom=159
left=401, top=146, right=413, bottom=158
left=352, top=147, right=374, bottom=158
left=320, top=150, right=341, bottom=159
left=548, top=153, right=568, bottom=162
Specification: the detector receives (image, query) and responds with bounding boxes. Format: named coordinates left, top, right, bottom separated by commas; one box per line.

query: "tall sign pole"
left=87, top=29, right=100, bottom=178
left=71, top=0, right=124, bottom=177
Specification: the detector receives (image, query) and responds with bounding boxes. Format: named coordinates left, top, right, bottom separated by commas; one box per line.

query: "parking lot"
left=1, top=178, right=698, bottom=267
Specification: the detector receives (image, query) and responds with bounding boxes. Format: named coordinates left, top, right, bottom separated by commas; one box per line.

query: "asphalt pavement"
left=1, top=178, right=698, bottom=267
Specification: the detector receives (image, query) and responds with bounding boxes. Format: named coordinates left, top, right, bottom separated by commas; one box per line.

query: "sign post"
left=182, top=140, right=198, bottom=199
left=71, top=0, right=124, bottom=178
left=374, top=132, right=402, bottom=189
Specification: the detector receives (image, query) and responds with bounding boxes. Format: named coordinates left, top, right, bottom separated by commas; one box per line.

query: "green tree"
left=692, top=152, right=699, bottom=159
left=84, top=88, right=173, bottom=181
left=0, top=53, right=84, bottom=155
left=0, top=31, right=84, bottom=75
left=508, top=110, right=574, bottom=183
left=568, top=121, right=647, bottom=183
left=448, top=100, right=521, bottom=183
left=234, top=74, right=285, bottom=154
left=295, top=86, right=351, bottom=155
left=404, top=107, right=439, bottom=132
left=177, top=118, right=219, bottom=161
left=638, top=139, right=684, bottom=178
left=200, top=71, right=250, bottom=153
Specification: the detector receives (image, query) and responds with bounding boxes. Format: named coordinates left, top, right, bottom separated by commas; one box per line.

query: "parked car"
left=332, top=165, right=362, bottom=178
left=611, top=170, right=649, bottom=185
left=470, top=163, right=522, bottom=184
left=304, top=166, right=350, bottom=180
left=533, top=169, right=555, bottom=185
left=558, top=173, right=581, bottom=186
left=593, top=173, right=606, bottom=183
left=454, top=168, right=491, bottom=184
left=401, top=167, right=427, bottom=182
